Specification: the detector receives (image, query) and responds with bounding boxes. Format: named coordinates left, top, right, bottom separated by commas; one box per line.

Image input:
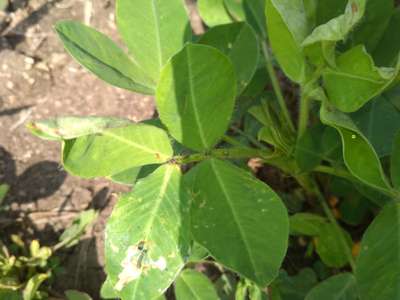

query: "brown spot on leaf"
left=351, top=2, right=358, bottom=13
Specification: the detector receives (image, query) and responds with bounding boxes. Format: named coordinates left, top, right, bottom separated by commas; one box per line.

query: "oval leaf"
left=199, top=22, right=259, bottom=93
left=116, top=0, right=191, bottom=82
left=185, top=159, right=289, bottom=286
left=55, top=21, right=153, bottom=94
left=356, top=202, right=400, bottom=300
left=62, top=123, right=173, bottom=178
left=265, top=0, right=309, bottom=83
left=305, top=273, right=358, bottom=300
left=175, top=269, right=219, bottom=300
left=105, top=164, right=189, bottom=300
left=320, top=104, right=391, bottom=193
left=156, top=44, right=236, bottom=151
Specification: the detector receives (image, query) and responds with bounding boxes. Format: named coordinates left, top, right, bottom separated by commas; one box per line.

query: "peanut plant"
left=28, top=0, right=400, bottom=299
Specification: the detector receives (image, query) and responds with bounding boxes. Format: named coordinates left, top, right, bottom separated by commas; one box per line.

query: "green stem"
left=298, top=91, right=310, bottom=139
left=222, top=135, right=246, bottom=147
left=314, top=165, right=356, bottom=182
left=173, top=147, right=272, bottom=165
left=261, top=41, right=295, bottom=133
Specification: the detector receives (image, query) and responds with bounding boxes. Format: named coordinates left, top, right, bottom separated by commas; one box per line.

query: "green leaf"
left=198, top=0, right=233, bottom=27
left=116, top=0, right=191, bottom=82
left=55, top=21, right=153, bottom=94
left=175, top=269, right=219, bottom=300
left=391, top=132, right=400, bottom=191
left=0, top=291, right=22, bottom=300
left=224, top=0, right=245, bottom=21
left=272, top=268, right=318, bottom=300
left=320, top=104, right=392, bottom=193
left=350, top=95, right=400, bottom=157
left=105, top=164, right=189, bottom=299
left=0, top=183, right=9, bottom=205
left=156, top=44, right=236, bottom=151
left=356, top=202, right=400, bottom=300
left=242, top=0, right=267, bottom=38
left=295, top=124, right=341, bottom=172
left=265, top=0, right=309, bottom=83
left=289, top=213, right=327, bottom=236
left=58, top=210, right=97, bottom=249
left=315, top=224, right=352, bottom=268
left=305, top=273, right=358, bottom=300
left=188, top=242, right=209, bottom=262
left=199, top=22, right=259, bottom=93
left=100, top=277, right=119, bottom=299
left=347, top=0, right=393, bottom=53
left=323, top=45, right=399, bottom=112
left=303, top=0, right=366, bottom=46
left=62, top=123, right=173, bottom=178
left=65, top=290, right=92, bottom=300
left=185, top=159, right=289, bottom=286
left=339, top=195, right=369, bottom=226
left=109, top=165, right=159, bottom=186
left=22, top=273, right=50, bottom=300
left=315, top=0, right=347, bottom=26
left=372, top=9, right=400, bottom=67
left=27, top=116, right=131, bottom=141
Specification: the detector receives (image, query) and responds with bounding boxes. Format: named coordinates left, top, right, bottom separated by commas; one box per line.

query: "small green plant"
left=27, top=0, right=400, bottom=299
left=0, top=199, right=97, bottom=300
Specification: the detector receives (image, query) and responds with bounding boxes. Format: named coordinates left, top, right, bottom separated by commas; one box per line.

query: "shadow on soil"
left=0, top=145, right=108, bottom=298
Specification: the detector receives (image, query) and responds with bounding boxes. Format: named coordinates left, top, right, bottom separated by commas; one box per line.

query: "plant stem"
left=298, top=91, right=310, bottom=139
left=173, top=147, right=272, bottom=165
left=314, top=165, right=356, bottom=182
left=261, top=41, right=295, bottom=133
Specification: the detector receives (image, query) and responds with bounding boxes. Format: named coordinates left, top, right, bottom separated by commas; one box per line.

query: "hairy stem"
left=261, top=41, right=295, bottom=133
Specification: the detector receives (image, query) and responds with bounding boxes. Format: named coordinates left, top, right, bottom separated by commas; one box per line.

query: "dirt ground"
left=0, top=0, right=201, bottom=298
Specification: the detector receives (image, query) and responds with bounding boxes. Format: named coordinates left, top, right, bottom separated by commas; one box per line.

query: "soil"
left=0, top=0, right=202, bottom=298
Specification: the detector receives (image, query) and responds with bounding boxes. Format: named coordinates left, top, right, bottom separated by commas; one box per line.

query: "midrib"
left=151, top=0, right=163, bottom=72
left=210, top=160, right=258, bottom=276
left=102, top=129, right=168, bottom=161
left=186, top=48, right=208, bottom=148
left=131, top=166, right=174, bottom=297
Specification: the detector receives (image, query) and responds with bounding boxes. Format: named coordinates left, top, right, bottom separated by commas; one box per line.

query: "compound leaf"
left=105, top=164, right=189, bottom=300
left=116, top=0, right=191, bottom=82
left=62, top=123, right=173, bottom=178
left=55, top=21, right=153, bottom=94
left=185, top=159, right=289, bottom=286
left=305, top=273, right=358, bottom=300
left=199, top=22, right=259, bottom=94
left=175, top=269, right=219, bottom=300
left=356, top=202, right=400, bottom=300
left=265, top=0, right=309, bottom=83
left=156, top=44, right=236, bottom=151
